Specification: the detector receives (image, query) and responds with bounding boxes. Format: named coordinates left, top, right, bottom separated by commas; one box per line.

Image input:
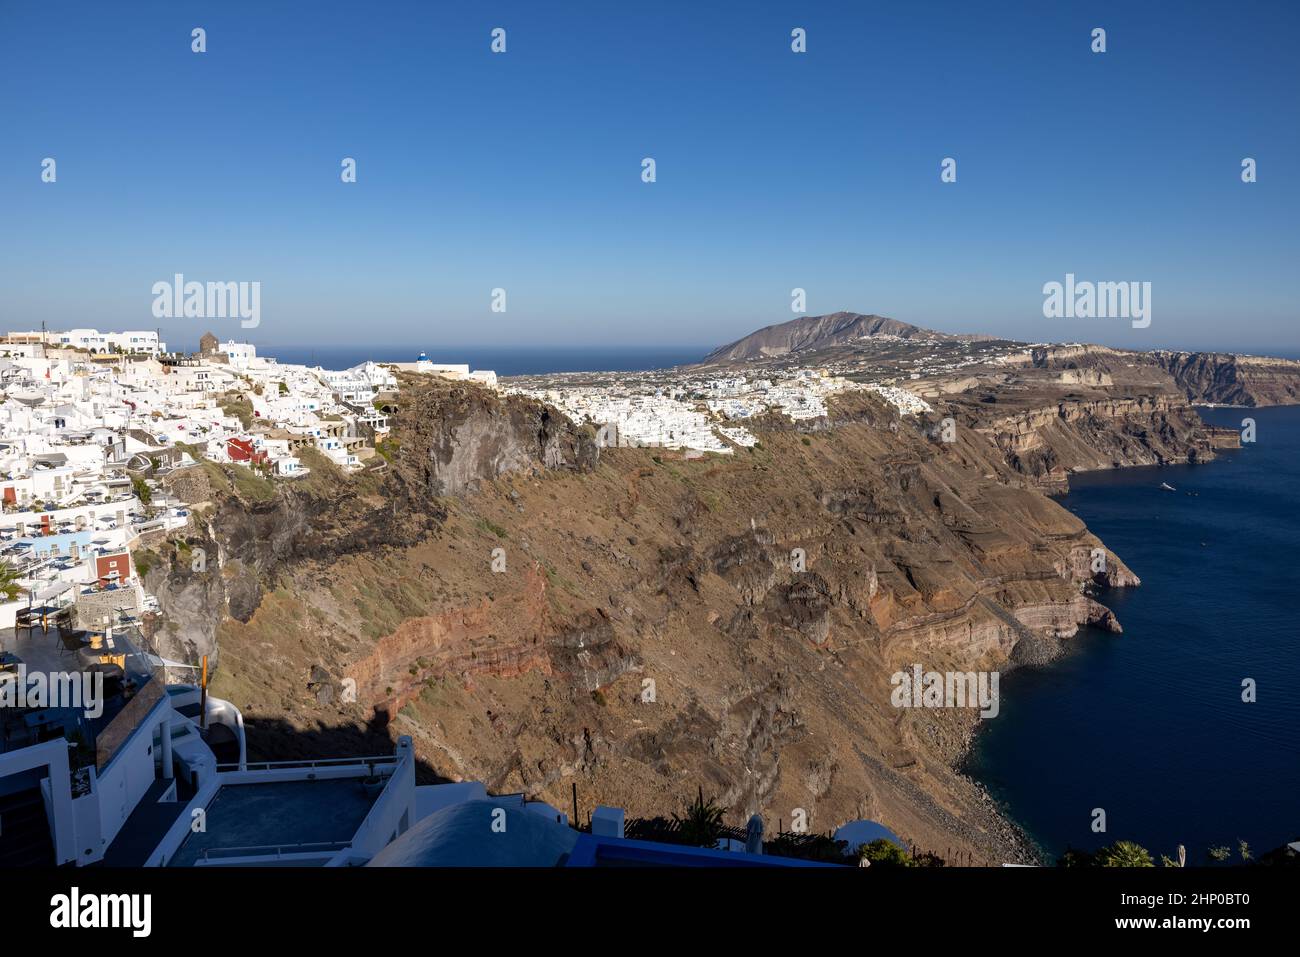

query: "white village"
left=0, top=327, right=939, bottom=637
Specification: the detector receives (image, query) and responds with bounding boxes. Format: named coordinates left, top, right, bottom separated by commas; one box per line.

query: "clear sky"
left=1, top=0, right=1296, bottom=356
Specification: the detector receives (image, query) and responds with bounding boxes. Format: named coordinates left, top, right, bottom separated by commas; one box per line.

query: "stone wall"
left=74, top=586, right=141, bottom=631
left=163, top=464, right=215, bottom=504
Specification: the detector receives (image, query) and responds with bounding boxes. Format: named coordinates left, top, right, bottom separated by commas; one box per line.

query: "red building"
left=96, top=552, right=132, bottom=587
left=227, top=437, right=267, bottom=465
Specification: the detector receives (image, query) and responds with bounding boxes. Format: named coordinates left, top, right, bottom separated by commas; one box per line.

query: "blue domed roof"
left=417, top=351, right=428, bottom=362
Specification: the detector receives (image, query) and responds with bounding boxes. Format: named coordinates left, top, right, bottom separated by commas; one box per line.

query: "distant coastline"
left=257, top=345, right=706, bottom=377
left=179, top=336, right=1300, bottom=379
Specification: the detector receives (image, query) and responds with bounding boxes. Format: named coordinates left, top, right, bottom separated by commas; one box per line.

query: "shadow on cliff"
left=239, top=710, right=452, bottom=785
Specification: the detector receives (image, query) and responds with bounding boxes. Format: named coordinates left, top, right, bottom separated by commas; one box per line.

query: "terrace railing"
left=215, top=754, right=399, bottom=773
left=93, top=663, right=165, bottom=771
left=197, top=840, right=351, bottom=863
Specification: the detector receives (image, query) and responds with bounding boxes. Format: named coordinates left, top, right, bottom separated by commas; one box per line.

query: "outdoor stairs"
left=0, top=785, right=56, bottom=867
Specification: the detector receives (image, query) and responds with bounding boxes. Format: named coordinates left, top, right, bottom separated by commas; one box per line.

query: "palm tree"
left=673, top=788, right=726, bottom=847
left=0, top=558, right=20, bottom=603
left=1096, top=840, right=1155, bottom=867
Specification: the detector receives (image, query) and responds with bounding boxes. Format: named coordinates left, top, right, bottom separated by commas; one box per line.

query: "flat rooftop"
left=168, top=778, right=379, bottom=866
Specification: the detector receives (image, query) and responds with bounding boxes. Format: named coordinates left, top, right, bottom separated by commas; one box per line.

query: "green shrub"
left=859, top=838, right=914, bottom=867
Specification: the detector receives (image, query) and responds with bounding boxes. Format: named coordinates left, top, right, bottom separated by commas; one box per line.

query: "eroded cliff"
left=139, top=376, right=1187, bottom=865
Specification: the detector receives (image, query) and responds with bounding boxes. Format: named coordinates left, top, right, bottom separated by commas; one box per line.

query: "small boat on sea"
left=1159, top=482, right=1177, bottom=491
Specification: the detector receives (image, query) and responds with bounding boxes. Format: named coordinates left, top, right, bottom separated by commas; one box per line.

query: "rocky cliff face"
left=398, top=380, right=600, bottom=497
left=1019, top=342, right=1300, bottom=408
left=162, top=376, right=1174, bottom=866
left=972, top=394, right=1218, bottom=492
left=1153, top=351, right=1300, bottom=407
left=142, top=378, right=597, bottom=669
left=913, top=342, right=1284, bottom=493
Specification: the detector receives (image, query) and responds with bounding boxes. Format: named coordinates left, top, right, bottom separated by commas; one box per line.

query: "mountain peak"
left=700, top=312, right=935, bottom=364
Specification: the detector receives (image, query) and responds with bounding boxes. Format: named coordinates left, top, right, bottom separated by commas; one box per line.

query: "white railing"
left=346, top=739, right=415, bottom=859
left=216, top=753, right=397, bottom=772
left=197, top=840, right=351, bottom=864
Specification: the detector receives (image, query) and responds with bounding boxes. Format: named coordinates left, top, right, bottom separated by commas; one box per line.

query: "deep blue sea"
left=966, top=405, right=1300, bottom=863
left=263, top=345, right=705, bottom=376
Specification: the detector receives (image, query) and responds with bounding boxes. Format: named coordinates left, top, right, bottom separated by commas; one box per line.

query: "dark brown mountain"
left=700, top=312, right=941, bottom=363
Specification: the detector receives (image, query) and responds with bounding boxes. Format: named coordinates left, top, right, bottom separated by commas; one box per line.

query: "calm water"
left=967, top=405, right=1300, bottom=862
left=261, top=345, right=705, bottom=376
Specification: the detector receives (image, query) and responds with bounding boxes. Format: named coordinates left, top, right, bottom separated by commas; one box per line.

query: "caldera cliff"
left=137, top=369, right=1227, bottom=865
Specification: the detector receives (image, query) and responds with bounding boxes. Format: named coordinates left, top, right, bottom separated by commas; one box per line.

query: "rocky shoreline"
left=952, top=675, right=1053, bottom=865
left=959, top=761, right=1047, bottom=865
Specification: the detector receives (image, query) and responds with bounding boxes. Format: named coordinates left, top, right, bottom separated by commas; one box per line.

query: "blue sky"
left=1, top=0, right=1297, bottom=356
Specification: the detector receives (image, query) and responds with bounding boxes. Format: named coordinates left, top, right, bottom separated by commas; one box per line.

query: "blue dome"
left=417, top=352, right=428, bottom=362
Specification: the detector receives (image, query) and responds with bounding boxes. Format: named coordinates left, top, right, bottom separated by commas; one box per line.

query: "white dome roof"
left=833, top=820, right=906, bottom=854
left=367, top=799, right=578, bottom=867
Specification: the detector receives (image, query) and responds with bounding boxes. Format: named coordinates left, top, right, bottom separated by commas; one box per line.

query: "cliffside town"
left=0, top=331, right=491, bottom=644
left=7, top=316, right=1296, bottom=865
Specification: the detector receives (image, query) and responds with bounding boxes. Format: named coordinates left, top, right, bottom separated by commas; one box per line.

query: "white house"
left=57, top=330, right=167, bottom=355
